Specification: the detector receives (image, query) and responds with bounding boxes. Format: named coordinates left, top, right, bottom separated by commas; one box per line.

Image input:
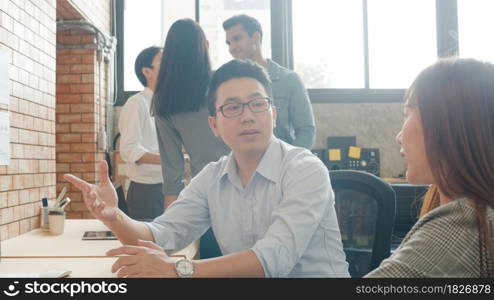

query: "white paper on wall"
left=0, top=49, right=8, bottom=105
left=0, top=111, right=9, bottom=165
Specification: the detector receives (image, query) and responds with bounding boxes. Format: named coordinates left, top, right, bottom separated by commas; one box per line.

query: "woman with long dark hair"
left=152, top=19, right=229, bottom=209
left=367, top=58, right=494, bottom=277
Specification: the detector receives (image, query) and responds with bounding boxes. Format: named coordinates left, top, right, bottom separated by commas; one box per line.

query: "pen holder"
left=41, top=207, right=50, bottom=232
left=48, top=210, right=66, bottom=235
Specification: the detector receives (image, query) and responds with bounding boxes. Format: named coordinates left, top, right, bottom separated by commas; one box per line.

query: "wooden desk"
left=0, top=219, right=198, bottom=277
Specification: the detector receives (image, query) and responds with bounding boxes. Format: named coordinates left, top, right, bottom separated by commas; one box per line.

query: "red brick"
left=57, top=133, right=81, bottom=143
left=57, top=153, right=82, bottom=163
left=56, top=163, right=71, bottom=173
left=56, top=84, right=71, bottom=93
left=70, top=84, right=93, bottom=93
left=57, top=113, right=81, bottom=123
left=81, top=74, right=94, bottom=83
left=82, top=55, right=95, bottom=64
left=71, top=123, right=96, bottom=133
left=56, top=65, right=71, bottom=74
left=81, top=113, right=95, bottom=122
left=81, top=133, right=97, bottom=143
left=56, top=124, right=70, bottom=133
left=71, top=64, right=94, bottom=74
left=71, top=143, right=97, bottom=152
left=69, top=49, right=94, bottom=55
left=57, top=55, right=82, bottom=65
left=56, top=94, right=82, bottom=104
left=71, top=104, right=95, bottom=113
left=82, top=153, right=96, bottom=162
left=57, top=35, right=81, bottom=44
left=57, top=74, right=81, bottom=84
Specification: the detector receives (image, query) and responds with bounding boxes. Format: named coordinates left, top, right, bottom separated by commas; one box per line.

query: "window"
left=458, top=0, right=494, bottom=63
left=293, top=0, right=436, bottom=90
left=292, top=0, right=364, bottom=88
left=122, top=0, right=194, bottom=91
left=367, top=0, right=437, bottom=88
left=117, top=0, right=485, bottom=104
left=199, top=0, right=271, bottom=70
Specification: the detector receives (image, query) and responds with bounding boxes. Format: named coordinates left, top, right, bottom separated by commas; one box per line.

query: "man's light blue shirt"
left=147, top=138, right=349, bottom=277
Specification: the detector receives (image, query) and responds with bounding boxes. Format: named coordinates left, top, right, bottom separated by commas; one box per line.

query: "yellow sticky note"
left=348, top=146, right=361, bottom=159
left=328, top=149, right=341, bottom=161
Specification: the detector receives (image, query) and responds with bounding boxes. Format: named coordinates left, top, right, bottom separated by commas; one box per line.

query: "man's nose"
left=240, top=104, right=256, bottom=122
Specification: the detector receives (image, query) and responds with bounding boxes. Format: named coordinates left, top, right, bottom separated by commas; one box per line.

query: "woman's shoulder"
left=416, top=198, right=478, bottom=233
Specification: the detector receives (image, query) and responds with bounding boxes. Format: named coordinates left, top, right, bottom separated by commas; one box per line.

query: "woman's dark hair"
left=152, top=19, right=211, bottom=116
left=134, top=46, right=162, bottom=87
left=408, top=58, right=494, bottom=276
left=207, top=59, right=272, bottom=116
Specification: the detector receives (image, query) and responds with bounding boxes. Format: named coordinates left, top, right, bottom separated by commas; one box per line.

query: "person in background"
left=223, top=14, right=316, bottom=150
left=64, top=59, right=349, bottom=278
left=152, top=19, right=229, bottom=210
left=154, top=18, right=230, bottom=258
left=118, top=46, right=164, bottom=220
left=367, top=58, right=494, bottom=277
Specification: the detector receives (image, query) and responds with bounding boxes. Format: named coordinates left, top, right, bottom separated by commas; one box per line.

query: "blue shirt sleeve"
left=146, top=163, right=213, bottom=251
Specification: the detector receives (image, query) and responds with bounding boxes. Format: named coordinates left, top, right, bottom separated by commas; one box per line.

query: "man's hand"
left=63, top=160, right=119, bottom=222
left=107, top=240, right=177, bottom=278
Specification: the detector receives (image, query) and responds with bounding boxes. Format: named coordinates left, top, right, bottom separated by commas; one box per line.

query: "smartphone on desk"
left=82, top=231, right=117, bottom=240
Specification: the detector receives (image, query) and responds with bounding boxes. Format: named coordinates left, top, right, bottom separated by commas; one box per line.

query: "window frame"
left=115, top=0, right=459, bottom=106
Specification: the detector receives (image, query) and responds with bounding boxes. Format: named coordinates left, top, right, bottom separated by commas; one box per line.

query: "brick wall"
left=56, top=29, right=107, bottom=219
left=55, top=0, right=112, bottom=219
left=0, top=0, right=57, bottom=240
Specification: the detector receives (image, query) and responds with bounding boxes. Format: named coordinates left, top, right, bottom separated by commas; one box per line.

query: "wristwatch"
left=174, top=257, right=195, bottom=278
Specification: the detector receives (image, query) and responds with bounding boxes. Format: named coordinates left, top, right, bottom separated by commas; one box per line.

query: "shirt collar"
left=220, top=137, right=282, bottom=185
left=266, top=59, right=281, bottom=81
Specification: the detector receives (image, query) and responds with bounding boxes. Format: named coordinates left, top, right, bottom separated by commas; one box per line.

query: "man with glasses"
left=118, top=46, right=164, bottom=220
left=64, top=60, right=349, bottom=278
left=223, top=14, right=316, bottom=150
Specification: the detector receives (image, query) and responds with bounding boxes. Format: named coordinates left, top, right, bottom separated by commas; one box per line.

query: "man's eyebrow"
left=223, top=97, right=241, bottom=104
left=248, top=92, right=264, bottom=99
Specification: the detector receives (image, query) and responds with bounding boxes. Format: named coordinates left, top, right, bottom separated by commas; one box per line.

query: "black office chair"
left=329, top=170, right=396, bottom=277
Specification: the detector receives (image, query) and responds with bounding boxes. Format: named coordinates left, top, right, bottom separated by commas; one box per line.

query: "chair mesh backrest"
left=330, top=170, right=396, bottom=277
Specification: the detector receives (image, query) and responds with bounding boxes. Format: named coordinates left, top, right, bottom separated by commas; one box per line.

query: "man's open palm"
left=64, top=160, right=119, bottom=222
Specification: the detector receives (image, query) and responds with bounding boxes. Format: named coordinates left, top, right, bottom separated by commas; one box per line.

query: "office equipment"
left=330, top=170, right=396, bottom=277
left=82, top=231, right=117, bottom=240
left=55, top=187, right=67, bottom=208
left=347, top=148, right=380, bottom=177
left=59, top=197, right=71, bottom=210
left=40, top=197, right=49, bottom=231
left=326, top=136, right=357, bottom=171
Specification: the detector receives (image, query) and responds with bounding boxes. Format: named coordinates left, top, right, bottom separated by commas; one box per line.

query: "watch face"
left=176, top=259, right=194, bottom=277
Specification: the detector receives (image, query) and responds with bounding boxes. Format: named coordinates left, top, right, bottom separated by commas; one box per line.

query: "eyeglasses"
left=217, top=97, right=272, bottom=118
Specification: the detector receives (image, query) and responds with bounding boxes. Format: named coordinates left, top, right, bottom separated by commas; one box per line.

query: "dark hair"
left=134, top=46, right=162, bottom=87
left=152, top=19, right=212, bottom=116
left=223, top=14, right=263, bottom=43
left=207, top=59, right=272, bottom=116
left=408, top=58, right=494, bottom=276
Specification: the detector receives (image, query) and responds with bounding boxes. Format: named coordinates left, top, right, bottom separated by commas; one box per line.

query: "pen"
left=59, top=197, right=71, bottom=210
left=55, top=187, right=67, bottom=208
